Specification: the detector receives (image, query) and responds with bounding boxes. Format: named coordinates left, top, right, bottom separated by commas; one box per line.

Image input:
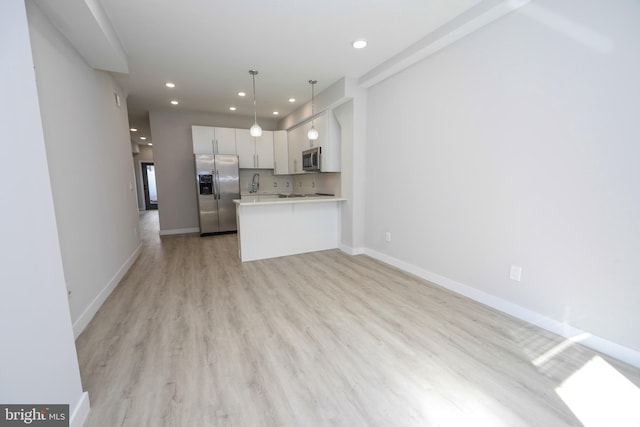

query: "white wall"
left=27, top=0, right=141, bottom=335
left=149, top=110, right=278, bottom=233
left=365, top=0, right=640, bottom=358
left=0, top=1, right=88, bottom=425
left=334, top=88, right=367, bottom=255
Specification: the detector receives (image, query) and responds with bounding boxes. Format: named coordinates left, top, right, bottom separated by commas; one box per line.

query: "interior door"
left=141, top=162, right=158, bottom=210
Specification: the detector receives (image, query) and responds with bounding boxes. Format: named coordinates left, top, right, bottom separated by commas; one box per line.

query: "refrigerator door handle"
left=216, top=169, right=221, bottom=200
left=211, top=169, right=218, bottom=199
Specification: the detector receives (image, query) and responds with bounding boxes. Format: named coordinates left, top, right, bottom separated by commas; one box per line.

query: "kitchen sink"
left=278, top=193, right=308, bottom=198
left=278, top=192, right=335, bottom=198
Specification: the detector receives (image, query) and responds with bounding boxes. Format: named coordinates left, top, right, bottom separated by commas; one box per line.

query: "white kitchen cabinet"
left=273, top=130, right=289, bottom=175
left=255, top=131, right=274, bottom=169
left=236, top=129, right=274, bottom=169
left=310, top=110, right=341, bottom=172
left=235, top=129, right=254, bottom=168
left=191, top=125, right=237, bottom=154
left=214, top=127, right=237, bottom=154
left=287, top=109, right=341, bottom=173
left=192, top=125, right=215, bottom=154
left=287, top=124, right=307, bottom=174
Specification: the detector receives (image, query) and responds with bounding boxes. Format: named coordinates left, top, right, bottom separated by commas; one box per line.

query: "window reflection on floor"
left=555, top=355, right=640, bottom=427
left=512, top=322, right=640, bottom=426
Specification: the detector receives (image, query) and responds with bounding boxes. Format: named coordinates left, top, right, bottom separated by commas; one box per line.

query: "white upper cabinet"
left=273, top=130, right=289, bottom=175
left=236, top=129, right=274, bottom=169
left=255, top=131, right=274, bottom=169
left=235, top=129, right=254, bottom=168
left=214, top=127, right=237, bottom=154
left=192, top=125, right=215, bottom=154
left=287, top=124, right=307, bottom=174
left=191, top=126, right=237, bottom=154
left=312, top=110, right=341, bottom=172
left=287, top=110, right=341, bottom=173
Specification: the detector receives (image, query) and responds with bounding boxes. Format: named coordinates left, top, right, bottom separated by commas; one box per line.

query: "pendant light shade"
left=307, top=126, right=319, bottom=140
left=307, top=80, right=318, bottom=141
left=250, top=122, right=262, bottom=137
left=249, top=69, right=262, bottom=137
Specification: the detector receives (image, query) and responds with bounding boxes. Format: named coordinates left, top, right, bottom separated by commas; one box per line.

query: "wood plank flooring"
left=76, top=211, right=640, bottom=426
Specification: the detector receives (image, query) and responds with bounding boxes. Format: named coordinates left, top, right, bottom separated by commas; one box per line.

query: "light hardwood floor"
left=76, top=211, right=640, bottom=426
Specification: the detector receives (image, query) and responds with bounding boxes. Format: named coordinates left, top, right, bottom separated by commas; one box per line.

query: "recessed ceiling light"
left=140, top=136, right=147, bottom=140
left=238, top=92, right=246, bottom=97
left=288, top=98, right=296, bottom=103
left=165, top=82, right=175, bottom=88
left=273, top=111, right=279, bottom=115
left=352, top=39, right=368, bottom=49
left=130, top=128, right=138, bottom=132
left=229, top=106, right=237, bottom=111
left=170, top=100, right=179, bottom=105
left=148, top=143, right=153, bottom=146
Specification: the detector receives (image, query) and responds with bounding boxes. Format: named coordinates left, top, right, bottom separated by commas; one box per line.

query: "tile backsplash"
left=239, top=169, right=340, bottom=196
left=239, top=169, right=292, bottom=194
left=292, top=172, right=340, bottom=196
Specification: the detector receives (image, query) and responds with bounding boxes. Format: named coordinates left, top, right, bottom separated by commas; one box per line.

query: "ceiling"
left=34, top=0, right=516, bottom=145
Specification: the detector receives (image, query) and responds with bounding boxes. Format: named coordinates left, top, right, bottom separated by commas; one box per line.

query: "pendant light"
left=307, top=79, right=319, bottom=141
left=249, top=69, right=262, bottom=137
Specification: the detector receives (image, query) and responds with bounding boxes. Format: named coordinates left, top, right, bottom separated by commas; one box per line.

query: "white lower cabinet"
left=235, top=199, right=344, bottom=262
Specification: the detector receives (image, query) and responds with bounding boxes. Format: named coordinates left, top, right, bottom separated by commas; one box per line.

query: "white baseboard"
left=339, top=244, right=365, bottom=255
left=72, top=243, right=142, bottom=338
left=364, top=248, right=640, bottom=369
left=159, top=227, right=199, bottom=236
left=70, top=391, right=90, bottom=427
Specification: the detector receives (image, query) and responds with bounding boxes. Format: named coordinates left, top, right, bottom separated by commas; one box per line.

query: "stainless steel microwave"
left=302, top=147, right=321, bottom=171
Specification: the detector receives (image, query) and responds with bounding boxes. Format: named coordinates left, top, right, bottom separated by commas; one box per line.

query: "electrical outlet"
left=385, top=232, right=392, bottom=242
left=509, top=265, right=522, bottom=282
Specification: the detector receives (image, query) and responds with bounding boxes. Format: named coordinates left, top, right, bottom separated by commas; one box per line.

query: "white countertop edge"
left=234, top=196, right=346, bottom=206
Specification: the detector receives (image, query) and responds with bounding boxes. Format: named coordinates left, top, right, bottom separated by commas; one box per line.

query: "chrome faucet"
left=250, top=173, right=260, bottom=193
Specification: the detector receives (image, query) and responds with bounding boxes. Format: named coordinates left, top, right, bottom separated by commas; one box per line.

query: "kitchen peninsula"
left=234, top=195, right=346, bottom=262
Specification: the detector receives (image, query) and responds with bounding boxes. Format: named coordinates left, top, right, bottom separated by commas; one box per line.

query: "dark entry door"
left=141, top=162, right=158, bottom=210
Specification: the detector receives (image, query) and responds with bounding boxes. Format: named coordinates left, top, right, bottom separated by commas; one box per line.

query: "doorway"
left=141, top=162, right=158, bottom=210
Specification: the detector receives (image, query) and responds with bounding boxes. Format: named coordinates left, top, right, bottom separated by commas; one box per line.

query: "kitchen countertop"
left=234, top=194, right=346, bottom=206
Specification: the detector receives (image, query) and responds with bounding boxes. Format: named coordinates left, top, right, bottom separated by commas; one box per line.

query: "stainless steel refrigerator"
left=194, top=154, right=240, bottom=235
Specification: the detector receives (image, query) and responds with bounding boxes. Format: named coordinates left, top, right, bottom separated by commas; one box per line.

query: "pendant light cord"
left=309, top=79, right=317, bottom=125
left=252, top=72, right=258, bottom=124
